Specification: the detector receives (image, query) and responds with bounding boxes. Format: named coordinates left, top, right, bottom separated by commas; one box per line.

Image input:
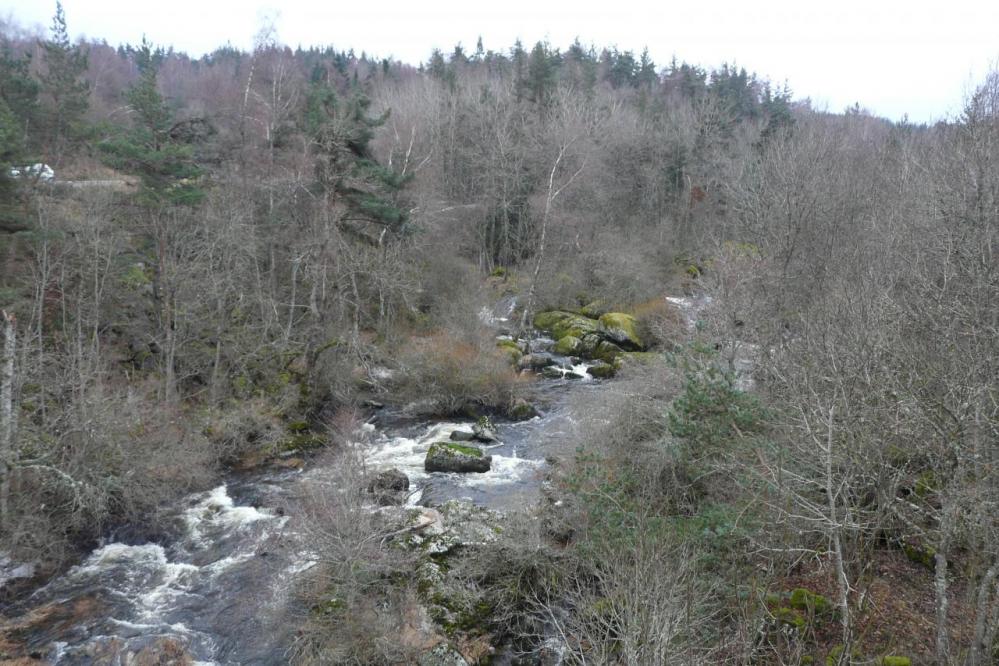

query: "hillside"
left=0, top=5, right=998, bottom=665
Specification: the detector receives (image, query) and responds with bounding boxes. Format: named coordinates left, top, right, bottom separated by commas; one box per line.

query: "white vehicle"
left=8, top=163, right=55, bottom=182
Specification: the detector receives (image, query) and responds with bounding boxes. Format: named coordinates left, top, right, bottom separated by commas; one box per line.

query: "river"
left=3, top=332, right=605, bottom=664
left=3, top=295, right=731, bottom=664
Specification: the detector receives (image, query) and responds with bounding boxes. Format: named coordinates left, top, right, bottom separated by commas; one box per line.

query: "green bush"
left=668, top=364, right=766, bottom=450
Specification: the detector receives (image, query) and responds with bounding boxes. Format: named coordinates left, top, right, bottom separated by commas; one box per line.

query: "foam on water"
left=363, top=420, right=547, bottom=500
left=183, top=485, right=277, bottom=546
left=460, top=454, right=543, bottom=487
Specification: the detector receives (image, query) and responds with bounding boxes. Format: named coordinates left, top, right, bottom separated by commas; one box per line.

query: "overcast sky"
left=3, top=0, right=998, bottom=123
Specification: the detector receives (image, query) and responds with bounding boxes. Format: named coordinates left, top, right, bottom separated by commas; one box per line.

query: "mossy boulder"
left=496, top=339, right=523, bottom=363
left=425, top=442, right=492, bottom=473
left=554, top=335, right=583, bottom=356
left=578, top=300, right=607, bottom=319
left=593, top=340, right=624, bottom=364
left=579, top=332, right=604, bottom=356
left=518, top=354, right=554, bottom=371
left=598, top=312, right=645, bottom=350
left=533, top=310, right=600, bottom=340
left=879, top=658, right=911, bottom=666
left=587, top=361, right=616, bottom=379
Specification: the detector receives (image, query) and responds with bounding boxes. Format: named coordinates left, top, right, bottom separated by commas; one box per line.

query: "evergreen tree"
left=511, top=40, right=527, bottom=102
left=637, top=48, right=658, bottom=88
left=526, top=42, right=556, bottom=104
left=760, top=82, right=795, bottom=141
left=39, top=1, right=89, bottom=161
left=305, top=82, right=410, bottom=241
left=0, top=98, right=28, bottom=233
left=0, top=44, right=39, bottom=233
left=0, top=44, right=39, bottom=135
left=100, top=39, right=203, bottom=207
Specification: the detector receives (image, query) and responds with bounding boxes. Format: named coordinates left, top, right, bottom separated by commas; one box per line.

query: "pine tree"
left=637, top=48, right=658, bottom=88
left=0, top=98, right=28, bottom=232
left=305, top=81, right=410, bottom=241
left=100, top=39, right=203, bottom=207
left=0, top=45, right=39, bottom=233
left=526, top=42, right=556, bottom=104
left=39, top=1, right=89, bottom=162
left=0, top=44, right=39, bottom=135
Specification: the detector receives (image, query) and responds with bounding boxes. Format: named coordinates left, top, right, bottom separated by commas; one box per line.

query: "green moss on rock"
left=554, top=335, right=583, bottom=356
left=578, top=300, right=607, bottom=319
left=496, top=340, right=523, bottom=363
left=594, top=340, right=624, bottom=363
left=534, top=310, right=600, bottom=340
left=587, top=362, right=616, bottom=379
left=441, top=442, right=483, bottom=457
left=426, top=442, right=492, bottom=473
left=879, top=657, right=911, bottom=666
left=598, top=312, right=644, bottom=350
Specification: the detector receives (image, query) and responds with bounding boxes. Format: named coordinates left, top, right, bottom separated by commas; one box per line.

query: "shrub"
left=392, top=330, right=523, bottom=416
left=668, top=363, right=767, bottom=451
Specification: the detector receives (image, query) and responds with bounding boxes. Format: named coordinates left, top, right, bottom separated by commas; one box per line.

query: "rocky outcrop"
left=532, top=309, right=646, bottom=371
left=533, top=311, right=600, bottom=340
left=425, top=443, right=492, bottom=473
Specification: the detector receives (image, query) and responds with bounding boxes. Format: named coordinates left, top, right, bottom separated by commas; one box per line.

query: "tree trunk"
left=970, top=563, right=998, bottom=665
left=825, top=406, right=852, bottom=661
left=1, top=310, right=17, bottom=527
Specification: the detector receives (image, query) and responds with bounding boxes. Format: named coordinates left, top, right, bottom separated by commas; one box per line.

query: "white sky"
left=3, top=0, right=999, bottom=123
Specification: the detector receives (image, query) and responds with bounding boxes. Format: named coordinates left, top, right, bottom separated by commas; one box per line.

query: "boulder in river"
left=449, top=429, right=475, bottom=441
left=368, top=468, right=410, bottom=493
left=425, top=442, right=492, bottom=473
left=472, top=417, right=498, bottom=442
left=598, top=312, right=645, bottom=350
left=579, top=332, right=604, bottom=356
left=541, top=366, right=564, bottom=379
left=496, top=338, right=523, bottom=364
left=533, top=310, right=600, bottom=340
left=594, top=340, right=624, bottom=363
left=587, top=361, right=616, bottom=379
left=553, top=335, right=583, bottom=356
left=518, top=353, right=554, bottom=370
